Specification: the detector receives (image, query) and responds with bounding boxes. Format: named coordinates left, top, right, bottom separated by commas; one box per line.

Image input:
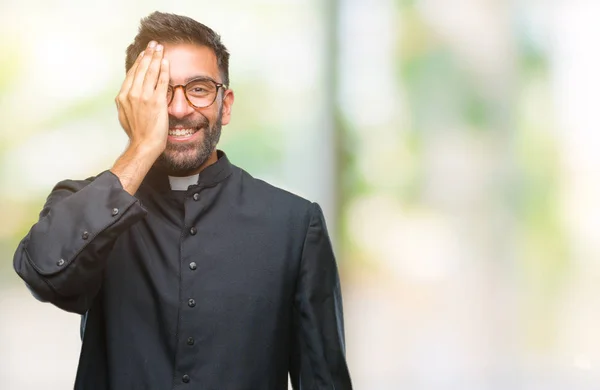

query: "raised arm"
left=13, top=40, right=171, bottom=314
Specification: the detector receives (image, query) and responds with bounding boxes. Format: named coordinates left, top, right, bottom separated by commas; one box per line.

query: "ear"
left=220, top=89, right=235, bottom=125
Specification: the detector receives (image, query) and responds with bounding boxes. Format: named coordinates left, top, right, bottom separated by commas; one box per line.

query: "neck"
left=169, top=149, right=219, bottom=177
left=195, top=149, right=219, bottom=174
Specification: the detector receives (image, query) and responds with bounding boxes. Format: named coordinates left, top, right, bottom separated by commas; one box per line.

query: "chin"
left=160, top=150, right=209, bottom=174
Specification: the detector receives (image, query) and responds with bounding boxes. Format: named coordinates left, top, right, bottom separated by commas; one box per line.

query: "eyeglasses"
left=167, top=77, right=226, bottom=109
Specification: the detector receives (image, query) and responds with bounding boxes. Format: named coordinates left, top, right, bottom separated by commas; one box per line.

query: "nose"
left=168, top=87, right=194, bottom=119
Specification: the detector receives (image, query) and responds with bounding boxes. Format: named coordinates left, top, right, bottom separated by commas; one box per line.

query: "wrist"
left=128, top=140, right=164, bottom=160
left=111, top=142, right=162, bottom=196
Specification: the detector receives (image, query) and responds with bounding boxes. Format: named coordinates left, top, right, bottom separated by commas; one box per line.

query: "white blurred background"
left=2, top=0, right=600, bottom=388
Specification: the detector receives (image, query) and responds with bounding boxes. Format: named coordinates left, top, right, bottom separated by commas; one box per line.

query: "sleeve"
left=13, top=170, right=148, bottom=314
left=289, top=202, right=353, bottom=390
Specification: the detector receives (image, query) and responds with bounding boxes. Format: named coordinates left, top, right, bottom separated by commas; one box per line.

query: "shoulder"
left=231, top=166, right=321, bottom=229
left=235, top=166, right=312, bottom=209
left=47, top=170, right=120, bottom=200
left=52, top=174, right=99, bottom=191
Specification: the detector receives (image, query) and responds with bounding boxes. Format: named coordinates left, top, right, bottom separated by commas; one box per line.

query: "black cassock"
left=14, top=151, right=352, bottom=390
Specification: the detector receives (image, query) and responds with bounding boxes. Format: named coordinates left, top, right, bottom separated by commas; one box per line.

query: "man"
left=13, top=11, right=352, bottom=390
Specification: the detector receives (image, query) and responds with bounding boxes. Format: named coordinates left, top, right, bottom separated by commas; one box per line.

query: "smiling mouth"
left=168, top=127, right=199, bottom=137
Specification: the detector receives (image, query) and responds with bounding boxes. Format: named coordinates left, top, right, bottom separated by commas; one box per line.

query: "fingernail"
left=139, top=51, right=145, bottom=57
left=148, top=41, right=156, bottom=48
left=156, top=44, right=163, bottom=51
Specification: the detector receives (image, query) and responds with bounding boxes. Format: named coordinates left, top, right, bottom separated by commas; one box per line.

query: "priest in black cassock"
left=13, top=11, right=352, bottom=390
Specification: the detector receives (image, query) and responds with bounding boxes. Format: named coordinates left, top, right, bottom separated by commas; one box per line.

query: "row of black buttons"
left=182, top=199, right=198, bottom=385
left=183, top=293, right=195, bottom=383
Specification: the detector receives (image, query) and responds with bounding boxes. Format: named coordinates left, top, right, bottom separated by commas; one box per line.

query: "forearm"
left=110, top=143, right=162, bottom=196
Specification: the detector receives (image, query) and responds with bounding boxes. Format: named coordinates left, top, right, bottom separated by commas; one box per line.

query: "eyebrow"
left=170, top=75, right=222, bottom=85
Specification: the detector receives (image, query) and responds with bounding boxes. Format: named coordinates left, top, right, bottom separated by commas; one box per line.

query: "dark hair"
left=125, top=11, right=230, bottom=85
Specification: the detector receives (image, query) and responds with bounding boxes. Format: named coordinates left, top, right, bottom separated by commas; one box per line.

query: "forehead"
left=162, top=43, right=220, bottom=83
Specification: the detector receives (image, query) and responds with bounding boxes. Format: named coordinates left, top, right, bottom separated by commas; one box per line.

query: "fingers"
left=156, top=58, right=170, bottom=102
left=131, top=41, right=159, bottom=97
left=114, top=40, right=167, bottom=139
left=115, top=46, right=146, bottom=118
left=142, top=44, right=165, bottom=96
left=119, top=50, right=145, bottom=96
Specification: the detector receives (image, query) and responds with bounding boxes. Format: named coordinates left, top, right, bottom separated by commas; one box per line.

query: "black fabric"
left=13, top=151, right=352, bottom=390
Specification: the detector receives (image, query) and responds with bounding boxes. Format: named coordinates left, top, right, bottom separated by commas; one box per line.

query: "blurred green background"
left=2, top=0, right=599, bottom=389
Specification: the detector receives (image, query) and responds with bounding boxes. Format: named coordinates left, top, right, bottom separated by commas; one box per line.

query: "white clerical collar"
left=168, top=174, right=199, bottom=191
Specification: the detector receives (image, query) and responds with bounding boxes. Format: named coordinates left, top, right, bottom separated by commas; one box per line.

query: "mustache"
left=169, top=116, right=209, bottom=129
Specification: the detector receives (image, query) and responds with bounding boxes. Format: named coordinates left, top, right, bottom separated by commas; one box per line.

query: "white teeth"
left=169, top=128, right=196, bottom=137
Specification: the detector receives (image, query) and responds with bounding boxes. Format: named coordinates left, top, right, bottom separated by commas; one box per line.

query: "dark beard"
left=155, top=106, right=223, bottom=176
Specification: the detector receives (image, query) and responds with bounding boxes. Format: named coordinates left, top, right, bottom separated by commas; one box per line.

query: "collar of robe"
left=143, top=149, right=233, bottom=193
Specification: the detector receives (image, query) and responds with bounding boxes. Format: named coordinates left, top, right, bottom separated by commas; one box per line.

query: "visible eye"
left=187, top=80, right=215, bottom=93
